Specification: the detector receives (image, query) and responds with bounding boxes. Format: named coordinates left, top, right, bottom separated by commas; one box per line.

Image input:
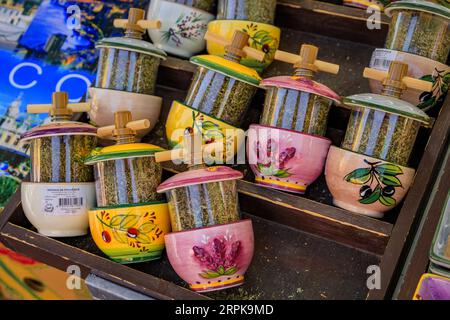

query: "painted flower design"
left=96, top=211, right=163, bottom=252
left=241, top=23, right=279, bottom=72
left=344, top=160, right=403, bottom=206
left=254, top=139, right=296, bottom=178
left=161, top=12, right=208, bottom=47
left=193, top=236, right=241, bottom=279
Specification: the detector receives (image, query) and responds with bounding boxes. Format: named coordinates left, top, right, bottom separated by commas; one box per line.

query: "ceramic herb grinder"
left=20, top=92, right=97, bottom=237
left=246, top=44, right=338, bottom=194
left=94, top=8, right=166, bottom=95
left=155, top=132, right=254, bottom=292
left=325, top=61, right=434, bottom=218
left=85, top=111, right=171, bottom=264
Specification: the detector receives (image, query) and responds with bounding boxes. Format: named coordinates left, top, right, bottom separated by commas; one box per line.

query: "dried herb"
left=217, top=0, right=277, bottom=24
left=30, top=135, right=96, bottom=183
left=95, top=47, right=160, bottom=95
left=341, top=108, right=421, bottom=166
left=260, top=87, right=332, bottom=136
left=185, top=67, right=257, bottom=126
left=385, top=10, right=450, bottom=64
left=166, top=180, right=240, bottom=231
left=169, top=0, right=215, bottom=12
left=93, top=156, right=163, bottom=207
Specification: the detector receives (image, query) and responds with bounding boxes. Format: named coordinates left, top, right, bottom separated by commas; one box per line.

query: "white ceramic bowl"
left=147, top=0, right=215, bottom=58
left=87, top=87, right=162, bottom=139
left=369, top=48, right=449, bottom=111
left=21, top=182, right=96, bottom=237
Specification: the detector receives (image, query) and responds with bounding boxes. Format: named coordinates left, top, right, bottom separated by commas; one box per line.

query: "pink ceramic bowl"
left=325, top=146, right=416, bottom=218
left=164, top=219, right=254, bottom=293
left=247, top=124, right=332, bottom=194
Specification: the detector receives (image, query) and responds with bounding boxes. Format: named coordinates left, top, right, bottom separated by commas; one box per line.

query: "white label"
left=42, top=187, right=87, bottom=216
left=370, top=49, right=399, bottom=71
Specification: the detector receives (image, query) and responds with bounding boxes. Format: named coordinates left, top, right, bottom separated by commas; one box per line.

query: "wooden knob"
left=97, top=110, right=150, bottom=138
left=27, top=102, right=90, bottom=114
left=137, top=20, right=161, bottom=29
left=204, top=31, right=265, bottom=62
left=274, top=47, right=340, bottom=75
left=113, top=8, right=146, bottom=33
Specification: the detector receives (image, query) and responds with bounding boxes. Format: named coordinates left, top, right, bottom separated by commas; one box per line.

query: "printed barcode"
left=372, top=58, right=391, bottom=69
left=58, top=197, right=83, bottom=207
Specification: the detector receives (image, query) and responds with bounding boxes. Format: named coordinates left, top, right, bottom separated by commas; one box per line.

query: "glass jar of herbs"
left=342, top=61, right=433, bottom=166
left=217, top=0, right=277, bottom=24
left=167, top=0, right=216, bottom=12
left=384, top=0, right=450, bottom=64
left=95, top=8, right=167, bottom=95
left=85, top=111, right=165, bottom=207
left=260, top=45, right=341, bottom=136
left=185, top=30, right=264, bottom=127
left=21, top=92, right=97, bottom=183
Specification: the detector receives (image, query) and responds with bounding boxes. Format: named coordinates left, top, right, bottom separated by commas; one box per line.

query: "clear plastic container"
left=385, top=9, right=450, bottom=63
left=185, top=66, right=257, bottom=126
left=341, top=108, right=421, bottom=166
left=30, top=135, right=96, bottom=183
left=95, top=47, right=161, bottom=95
left=92, top=156, right=162, bottom=207
left=166, top=179, right=240, bottom=231
left=260, top=87, right=332, bottom=136
left=217, top=0, right=277, bottom=24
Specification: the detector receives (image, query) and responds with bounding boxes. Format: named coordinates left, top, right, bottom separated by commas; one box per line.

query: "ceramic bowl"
left=164, top=219, right=254, bottom=292
left=325, top=146, right=416, bottom=218
left=247, top=124, right=331, bottom=194
left=147, top=0, right=215, bottom=58
left=89, top=201, right=171, bottom=264
left=207, top=20, right=281, bottom=73
left=430, top=192, right=450, bottom=269
left=165, top=100, right=245, bottom=163
left=413, top=273, right=450, bottom=300
left=369, top=48, right=449, bottom=112
left=21, top=182, right=96, bottom=237
left=87, top=87, right=162, bottom=139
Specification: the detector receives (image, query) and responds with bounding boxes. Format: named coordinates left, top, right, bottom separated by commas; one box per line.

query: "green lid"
left=344, top=93, right=431, bottom=125
left=385, top=0, right=450, bottom=20
left=85, top=143, right=164, bottom=164
left=190, top=55, right=261, bottom=87
left=96, top=37, right=167, bottom=59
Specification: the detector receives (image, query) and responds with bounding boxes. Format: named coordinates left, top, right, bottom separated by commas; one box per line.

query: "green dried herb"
left=217, top=0, right=277, bottom=24
left=95, top=47, right=160, bottom=95
left=260, top=87, right=332, bottom=136
left=172, top=0, right=215, bottom=12
left=385, top=10, right=450, bottom=64
left=93, top=156, right=162, bottom=207
left=30, top=135, right=96, bottom=183
left=166, top=180, right=240, bottom=231
left=185, top=67, right=257, bottom=126
left=341, top=108, right=421, bottom=166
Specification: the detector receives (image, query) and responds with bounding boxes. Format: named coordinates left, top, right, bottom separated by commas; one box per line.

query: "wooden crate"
left=0, top=0, right=449, bottom=300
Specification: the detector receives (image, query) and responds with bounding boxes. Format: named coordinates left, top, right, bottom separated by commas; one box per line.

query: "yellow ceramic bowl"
left=207, top=20, right=281, bottom=74
left=165, top=101, right=245, bottom=163
left=89, top=202, right=171, bottom=264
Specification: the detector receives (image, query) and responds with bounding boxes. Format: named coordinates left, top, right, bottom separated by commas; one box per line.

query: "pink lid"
left=261, top=76, right=341, bottom=104
left=157, top=166, right=243, bottom=193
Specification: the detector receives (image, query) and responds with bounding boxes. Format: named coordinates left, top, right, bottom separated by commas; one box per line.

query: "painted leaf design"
left=380, top=175, right=402, bottom=187
left=224, top=266, right=238, bottom=275
left=112, top=228, right=128, bottom=244
left=120, top=215, right=140, bottom=229
left=359, top=186, right=381, bottom=205
left=379, top=195, right=396, bottom=207
left=201, top=121, right=220, bottom=131
left=199, top=270, right=222, bottom=279
left=217, top=265, right=225, bottom=275
left=109, top=214, right=127, bottom=227
left=273, top=169, right=291, bottom=178
left=374, top=163, right=403, bottom=176
left=139, top=222, right=156, bottom=234
left=344, top=168, right=371, bottom=184
left=136, top=233, right=153, bottom=244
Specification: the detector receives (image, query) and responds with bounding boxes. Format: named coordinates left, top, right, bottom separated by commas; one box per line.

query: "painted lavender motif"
left=193, top=236, right=241, bottom=279
left=161, top=12, right=208, bottom=47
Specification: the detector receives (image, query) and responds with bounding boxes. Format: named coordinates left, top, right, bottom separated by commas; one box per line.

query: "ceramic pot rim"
left=208, top=19, right=281, bottom=32
left=171, top=100, right=239, bottom=128
left=429, top=192, right=450, bottom=267
left=85, top=143, right=165, bottom=165
left=329, top=145, right=415, bottom=171
left=371, top=48, right=450, bottom=69
left=89, top=200, right=168, bottom=211
left=22, top=181, right=95, bottom=186
left=88, top=87, right=163, bottom=102
left=153, top=0, right=215, bottom=18
left=385, top=0, right=450, bottom=20
left=96, top=37, right=167, bottom=60
left=164, top=218, right=252, bottom=237
left=414, top=273, right=450, bottom=300
left=250, top=123, right=332, bottom=143
left=21, top=121, right=98, bottom=141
